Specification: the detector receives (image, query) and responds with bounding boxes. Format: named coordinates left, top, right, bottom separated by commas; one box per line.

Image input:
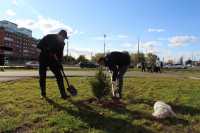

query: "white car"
left=173, top=64, right=187, bottom=69
left=25, top=61, right=39, bottom=68
left=163, top=64, right=173, bottom=69
left=137, top=63, right=142, bottom=68
left=164, top=64, right=186, bottom=69
left=186, top=64, right=192, bottom=67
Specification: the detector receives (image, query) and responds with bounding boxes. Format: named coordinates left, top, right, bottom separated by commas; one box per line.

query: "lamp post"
left=104, top=34, right=106, bottom=56
left=66, top=36, right=70, bottom=64
left=137, top=38, right=140, bottom=63
left=67, top=38, right=69, bottom=58
left=137, top=38, right=140, bottom=55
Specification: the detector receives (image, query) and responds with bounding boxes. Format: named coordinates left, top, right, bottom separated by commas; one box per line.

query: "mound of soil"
left=79, top=97, right=126, bottom=108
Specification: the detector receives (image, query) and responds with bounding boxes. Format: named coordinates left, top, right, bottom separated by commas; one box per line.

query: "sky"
left=0, top=0, right=200, bottom=61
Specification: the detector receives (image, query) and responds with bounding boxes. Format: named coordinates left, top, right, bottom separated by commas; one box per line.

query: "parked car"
left=186, top=64, right=192, bottom=67
left=163, top=64, right=173, bottom=69
left=136, top=63, right=142, bottom=68
left=174, top=64, right=187, bottom=69
left=164, top=64, right=187, bottom=69
left=25, top=61, right=39, bottom=68
left=79, top=61, right=99, bottom=68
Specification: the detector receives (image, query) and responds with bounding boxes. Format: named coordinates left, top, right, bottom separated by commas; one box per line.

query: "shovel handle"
left=56, top=60, right=71, bottom=87
left=61, top=69, right=70, bottom=87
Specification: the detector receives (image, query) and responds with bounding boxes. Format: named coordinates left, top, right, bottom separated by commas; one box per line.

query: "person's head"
left=58, top=30, right=68, bottom=41
left=97, top=57, right=106, bottom=66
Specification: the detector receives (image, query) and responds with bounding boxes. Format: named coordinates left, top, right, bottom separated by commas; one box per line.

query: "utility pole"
left=163, top=57, right=164, bottom=63
left=137, top=38, right=140, bottom=63
left=66, top=38, right=69, bottom=64
left=137, top=38, right=140, bottom=55
left=67, top=39, right=69, bottom=57
left=91, top=52, right=93, bottom=61
left=104, top=34, right=106, bottom=56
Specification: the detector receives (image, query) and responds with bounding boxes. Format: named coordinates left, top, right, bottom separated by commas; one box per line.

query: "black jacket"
left=37, top=34, right=65, bottom=61
left=105, top=51, right=130, bottom=81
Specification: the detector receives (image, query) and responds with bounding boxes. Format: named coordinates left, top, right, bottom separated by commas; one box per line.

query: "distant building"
left=0, top=20, right=39, bottom=65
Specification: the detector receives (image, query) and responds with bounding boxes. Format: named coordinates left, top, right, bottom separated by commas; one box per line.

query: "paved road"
left=0, top=69, right=193, bottom=82
left=0, top=70, right=97, bottom=82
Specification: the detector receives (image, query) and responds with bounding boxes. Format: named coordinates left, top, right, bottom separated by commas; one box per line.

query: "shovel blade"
left=67, top=85, right=77, bottom=96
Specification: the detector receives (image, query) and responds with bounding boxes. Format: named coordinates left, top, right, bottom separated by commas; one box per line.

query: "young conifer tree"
left=90, top=67, right=111, bottom=100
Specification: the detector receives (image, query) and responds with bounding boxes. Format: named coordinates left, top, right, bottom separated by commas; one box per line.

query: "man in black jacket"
left=98, top=51, right=130, bottom=99
left=37, top=30, right=69, bottom=99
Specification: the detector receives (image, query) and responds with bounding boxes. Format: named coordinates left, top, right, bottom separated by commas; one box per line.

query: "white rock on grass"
left=152, top=101, right=176, bottom=119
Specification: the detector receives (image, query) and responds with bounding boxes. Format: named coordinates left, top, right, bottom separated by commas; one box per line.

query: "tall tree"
left=130, top=53, right=145, bottom=66
left=77, top=55, right=88, bottom=63
left=63, top=55, right=76, bottom=64
left=146, top=53, right=158, bottom=65
left=185, top=59, right=192, bottom=65
left=179, top=56, right=184, bottom=65
left=91, top=53, right=104, bottom=62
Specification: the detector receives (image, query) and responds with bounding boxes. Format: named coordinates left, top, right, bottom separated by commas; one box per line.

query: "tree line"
left=63, top=52, right=159, bottom=66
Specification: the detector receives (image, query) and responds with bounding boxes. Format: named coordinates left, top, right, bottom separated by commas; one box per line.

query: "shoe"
left=40, top=94, right=47, bottom=99
left=61, top=95, right=70, bottom=100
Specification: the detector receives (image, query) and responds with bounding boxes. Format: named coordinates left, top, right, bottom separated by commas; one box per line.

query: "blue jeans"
left=114, top=65, right=129, bottom=98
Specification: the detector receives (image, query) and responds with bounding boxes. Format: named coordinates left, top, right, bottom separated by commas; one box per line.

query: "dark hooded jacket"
left=37, top=34, right=65, bottom=61
left=104, top=51, right=130, bottom=81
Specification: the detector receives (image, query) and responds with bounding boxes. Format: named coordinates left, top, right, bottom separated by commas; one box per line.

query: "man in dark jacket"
left=98, top=51, right=130, bottom=99
left=37, top=30, right=69, bottom=99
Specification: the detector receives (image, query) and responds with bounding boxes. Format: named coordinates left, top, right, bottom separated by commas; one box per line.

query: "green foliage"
left=130, top=52, right=159, bottom=67
left=90, top=67, right=111, bottom=100
left=185, top=59, right=192, bottom=65
left=130, top=53, right=146, bottom=66
left=146, top=53, right=158, bottom=65
left=63, top=55, right=76, bottom=64
left=91, top=53, right=104, bottom=62
left=77, top=55, right=88, bottom=63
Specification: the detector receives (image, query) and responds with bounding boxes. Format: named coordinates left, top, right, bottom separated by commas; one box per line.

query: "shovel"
left=109, top=71, right=120, bottom=98
left=60, top=65, right=78, bottom=96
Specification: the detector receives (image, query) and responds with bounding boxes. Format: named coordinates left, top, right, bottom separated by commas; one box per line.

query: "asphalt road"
left=0, top=69, right=194, bottom=82
left=0, top=70, right=96, bottom=82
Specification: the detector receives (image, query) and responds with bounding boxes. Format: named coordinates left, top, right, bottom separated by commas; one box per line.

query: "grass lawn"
left=0, top=76, right=200, bottom=133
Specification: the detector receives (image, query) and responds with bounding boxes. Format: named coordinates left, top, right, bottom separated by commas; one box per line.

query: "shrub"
left=90, top=67, right=111, bottom=100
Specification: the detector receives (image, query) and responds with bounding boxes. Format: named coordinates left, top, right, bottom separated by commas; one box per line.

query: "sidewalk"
left=0, top=70, right=97, bottom=82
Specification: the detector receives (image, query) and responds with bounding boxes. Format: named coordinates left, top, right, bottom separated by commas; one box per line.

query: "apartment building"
left=0, top=20, right=39, bottom=65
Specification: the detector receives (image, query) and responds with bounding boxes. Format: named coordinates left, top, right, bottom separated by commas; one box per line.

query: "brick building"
left=0, top=20, right=39, bottom=65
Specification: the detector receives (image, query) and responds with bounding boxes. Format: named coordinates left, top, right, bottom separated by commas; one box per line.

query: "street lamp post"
left=137, top=38, right=140, bottom=63
left=137, top=38, right=140, bottom=55
left=66, top=37, right=69, bottom=64
left=67, top=38, right=69, bottom=58
left=104, top=34, right=106, bottom=56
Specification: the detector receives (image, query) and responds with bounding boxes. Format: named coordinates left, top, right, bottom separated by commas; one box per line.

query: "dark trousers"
left=115, top=65, right=129, bottom=98
left=156, top=67, right=161, bottom=73
left=141, top=66, right=146, bottom=72
left=39, top=53, right=67, bottom=98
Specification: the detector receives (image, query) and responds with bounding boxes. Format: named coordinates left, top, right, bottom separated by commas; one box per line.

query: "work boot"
left=40, top=93, right=47, bottom=99
left=61, top=94, right=70, bottom=100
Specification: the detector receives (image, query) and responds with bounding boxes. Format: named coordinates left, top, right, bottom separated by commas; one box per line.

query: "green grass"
left=0, top=76, right=200, bottom=133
